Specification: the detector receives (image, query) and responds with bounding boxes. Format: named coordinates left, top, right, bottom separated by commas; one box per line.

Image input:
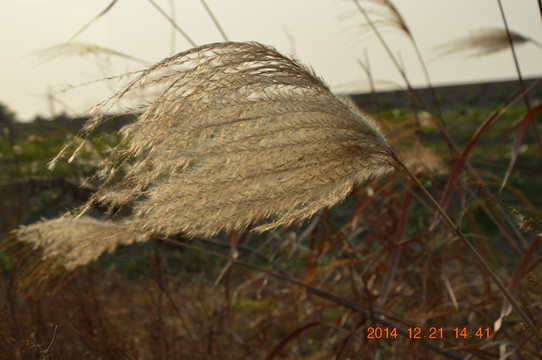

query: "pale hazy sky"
left=1, top=0, right=541, bottom=121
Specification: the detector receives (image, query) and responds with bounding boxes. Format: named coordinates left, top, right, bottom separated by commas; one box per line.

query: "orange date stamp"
left=366, top=326, right=490, bottom=340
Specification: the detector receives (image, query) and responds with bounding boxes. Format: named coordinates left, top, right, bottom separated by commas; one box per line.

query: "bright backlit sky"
left=1, top=0, right=541, bottom=121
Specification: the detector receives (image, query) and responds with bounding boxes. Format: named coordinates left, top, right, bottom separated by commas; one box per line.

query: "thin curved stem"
left=147, top=0, right=197, bottom=47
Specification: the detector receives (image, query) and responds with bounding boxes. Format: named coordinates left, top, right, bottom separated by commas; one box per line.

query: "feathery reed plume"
left=15, top=216, right=144, bottom=271
left=50, top=41, right=393, bottom=240
left=435, top=28, right=541, bottom=57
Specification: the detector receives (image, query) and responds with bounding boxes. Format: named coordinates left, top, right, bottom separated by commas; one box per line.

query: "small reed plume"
left=15, top=216, right=144, bottom=272
left=35, top=42, right=150, bottom=65
left=435, top=27, right=541, bottom=57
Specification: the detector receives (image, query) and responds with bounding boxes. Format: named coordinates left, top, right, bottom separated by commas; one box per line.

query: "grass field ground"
left=1, top=83, right=542, bottom=358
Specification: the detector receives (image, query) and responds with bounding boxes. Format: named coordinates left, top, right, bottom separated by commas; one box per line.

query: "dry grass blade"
left=435, top=28, right=540, bottom=57
left=52, top=41, right=393, bottom=239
